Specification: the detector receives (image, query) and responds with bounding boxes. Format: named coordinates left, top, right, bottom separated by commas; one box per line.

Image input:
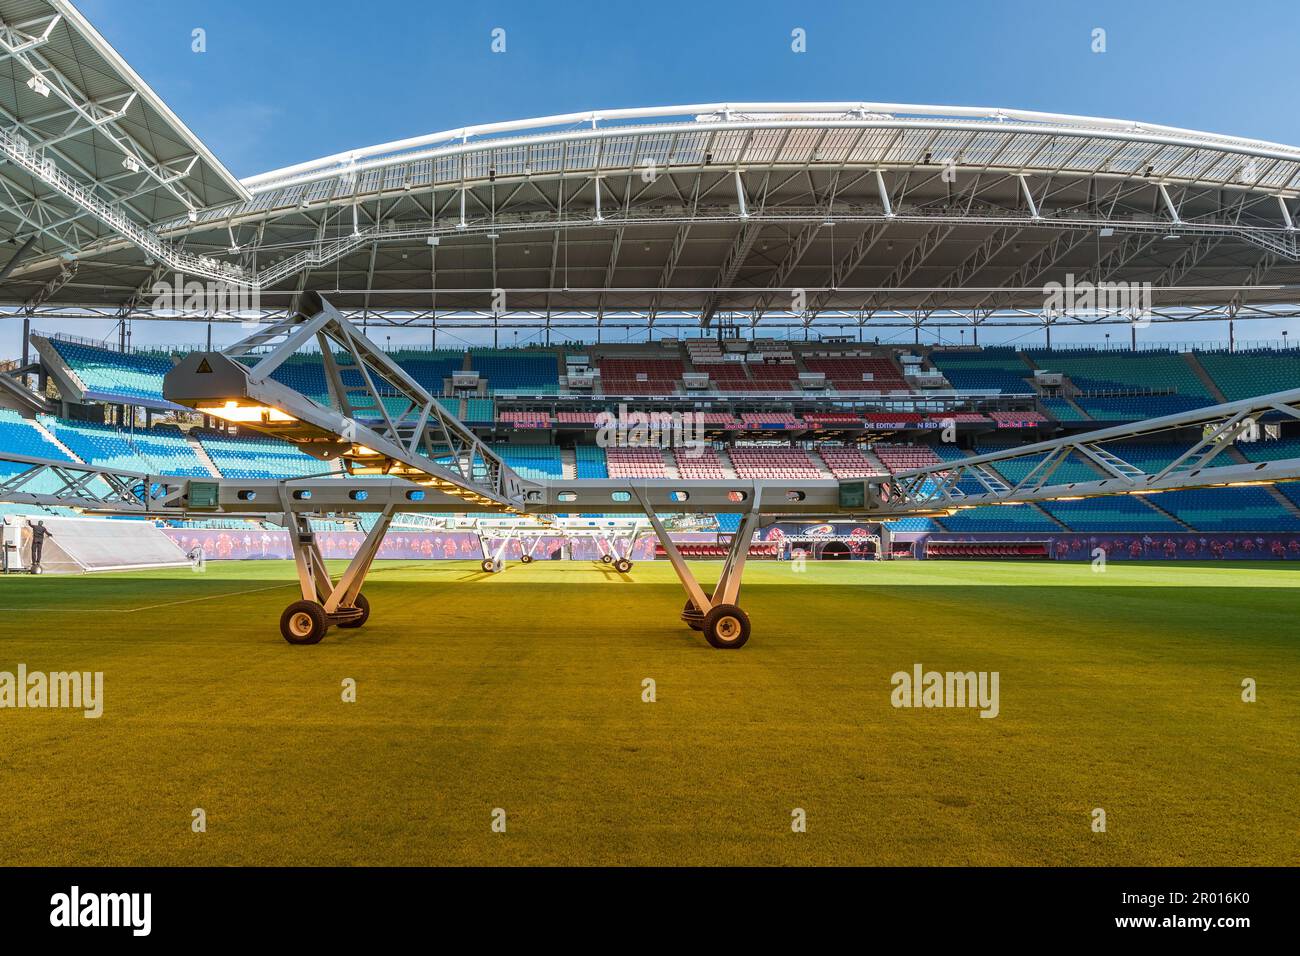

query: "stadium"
left=1, top=0, right=1298, bottom=872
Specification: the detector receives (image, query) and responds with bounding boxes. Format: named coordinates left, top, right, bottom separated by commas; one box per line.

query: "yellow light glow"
left=198, top=401, right=296, bottom=424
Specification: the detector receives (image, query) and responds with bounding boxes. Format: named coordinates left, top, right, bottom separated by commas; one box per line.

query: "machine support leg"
left=633, top=488, right=760, bottom=649
left=632, top=489, right=711, bottom=613
left=288, top=512, right=333, bottom=603
left=324, top=508, right=393, bottom=613
left=280, top=507, right=390, bottom=644
left=715, top=510, right=760, bottom=606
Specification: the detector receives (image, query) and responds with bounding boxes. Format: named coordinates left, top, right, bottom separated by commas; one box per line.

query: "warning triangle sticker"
left=196, top=358, right=213, bottom=373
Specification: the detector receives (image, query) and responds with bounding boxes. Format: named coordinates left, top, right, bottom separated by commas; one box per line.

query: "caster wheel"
left=682, top=599, right=703, bottom=631
left=337, top=592, right=370, bottom=629
left=481, top=558, right=496, bottom=573
left=281, top=600, right=329, bottom=645
left=520, top=554, right=533, bottom=564
left=614, top=558, right=633, bottom=573
left=702, top=604, right=750, bottom=649
left=600, top=554, right=613, bottom=564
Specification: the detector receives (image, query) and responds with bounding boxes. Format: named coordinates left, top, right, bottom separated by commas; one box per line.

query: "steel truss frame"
left=11, top=302, right=1300, bottom=341
left=876, top=385, right=1300, bottom=514
left=467, top=516, right=647, bottom=573
left=163, top=291, right=530, bottom=510
left=0, top=450, right=183, bottom=512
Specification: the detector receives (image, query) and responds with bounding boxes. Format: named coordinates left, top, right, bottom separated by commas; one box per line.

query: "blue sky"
left=12, top=0, right=1300, bottom=352
left=76, top=0, right=1300, bottom=178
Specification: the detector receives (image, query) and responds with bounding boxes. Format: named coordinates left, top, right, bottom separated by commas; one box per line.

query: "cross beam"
left=162, top=291, right=529, bottom=511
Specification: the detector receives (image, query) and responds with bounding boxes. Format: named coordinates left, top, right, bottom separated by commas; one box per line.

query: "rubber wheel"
left=600, top=554, right=613, bottom=564
left=703, top=604, right=750, bottom=649
left=614, top=558, right=633, bottom=573
left=520, top=554, right=533, bottom=564
left=683, top=599, right=703, bottom=631
left=337, top=592, right=370, bottom=629
left=480, top=558, right=496, bottom=573
left=281, top=600, right=328, bottom=645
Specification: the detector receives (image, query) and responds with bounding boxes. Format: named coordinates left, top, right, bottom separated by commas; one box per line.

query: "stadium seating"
left=489, top=443, right=563, bottom=481
left=575, top=445, right=608, bottom=478
left=874, top=444, right=943, bottom=473
left=1026, top=348, right=1214, bottom=400
left=1039, top=496, right=1182, bottom=531
left=927, top=541, right=1049, bottom=559
left=739, top=412, right=804, bottom=429
left=727, top=446, right=821, bottom=479
left=980, top=447, right=1098, bottom=486
left=1074, top=394, right=1210, bottom=421
left=1197, top=350, right=1300, bottom=401
left=598, top=358, right=683, bottom=393
left=862, top=412, right=923, bottom=427
left=928, top=348, right=1032, bottom=393
left=605, top=446, right=668, bottom=478
left=803, top=413, right=865, bottom=427
left=0, top=409, right=71, bottom=461
left=498, top=410, right=553, bottom=428
left=557, top=411, right=602, bottom=426
left=1236, top=437, right=1300, bottom=511
left=714, top=512, right=742, bottom=532
left=744, top=362, right=800, bottom=391
left=886, top=517, right=941, bottom=532
left=41, top=417, right=209, bottom=477
left=673, top=446, right=726, bottom=479
left=1144, top=487, right=1300, bottom=532
left=0, top=411, right=86, bottom=512
left=196, top=429, right=324, bottom=479
left=464, top=398, right=495, bottom=423
left=694, top=412, right=741, bottom=428
left=45, top=338, right=175, bottom=405
left=939, top=504, right=1059, bottom=532
left=819, top=446, right=888, bottom=478
left=699, top=363, right=754, bottom=390
left=1042, top=397, right=1089, bottom=422
left=470, top=351, right=560, bottom=393
left=22, top=333, right=1300, bottom=539
left=803, top=356, right=909, bottom=391
left=386, top=350, right=465, bottom=394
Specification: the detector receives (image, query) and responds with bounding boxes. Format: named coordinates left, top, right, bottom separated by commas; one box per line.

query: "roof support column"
left=1017, top=175, right=1040, bottom=219
left=1158, top=183, right=1183, bottom=225
left=875, top=170, right=893, bottom=218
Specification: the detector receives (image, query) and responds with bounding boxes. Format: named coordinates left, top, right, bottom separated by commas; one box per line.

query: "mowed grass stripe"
left=0, top=560, right=1296, bottom=865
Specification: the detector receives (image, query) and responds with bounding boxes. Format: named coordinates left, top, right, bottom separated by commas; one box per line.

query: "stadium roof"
left=0, top=9, right=1298, bottom=332
left=0, top=0, right=247, bottom=300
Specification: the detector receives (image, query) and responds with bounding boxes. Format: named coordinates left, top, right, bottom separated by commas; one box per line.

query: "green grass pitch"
left=0, top=559, right=1296, bottom=866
